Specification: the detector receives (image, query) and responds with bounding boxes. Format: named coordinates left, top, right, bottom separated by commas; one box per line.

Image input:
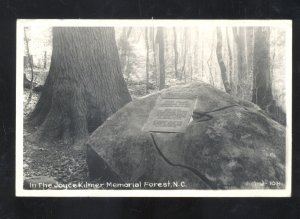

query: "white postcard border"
left=16, top=19, right=292, bottom=197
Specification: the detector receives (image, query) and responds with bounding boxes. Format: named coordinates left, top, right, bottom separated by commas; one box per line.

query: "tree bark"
left=29, top=27, right=131, bottom=145
left=156, top=27, right=165, bottom=90
left=216, top=27, right=231, bottom=94
left=172, top=27, right=179, bottom=78
left=252, top=27, right=273, bottom=110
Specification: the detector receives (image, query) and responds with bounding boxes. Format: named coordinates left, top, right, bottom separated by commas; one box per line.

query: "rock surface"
left=86, top=82, right=286, bottom=189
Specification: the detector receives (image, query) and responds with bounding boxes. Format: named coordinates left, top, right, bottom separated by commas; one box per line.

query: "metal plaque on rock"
left=142, top=96, right=197, bottom=133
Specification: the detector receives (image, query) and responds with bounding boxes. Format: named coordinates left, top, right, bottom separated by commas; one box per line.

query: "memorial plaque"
left=142, top=97, right=197, bottom=133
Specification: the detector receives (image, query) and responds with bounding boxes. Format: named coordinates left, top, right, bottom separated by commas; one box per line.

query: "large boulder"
left=86, top=82, right=285, bottom=189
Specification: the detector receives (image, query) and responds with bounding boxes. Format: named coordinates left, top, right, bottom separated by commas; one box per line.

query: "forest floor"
left=23, top=88, right=90, bottom=186
left=23, top=76, right=158, bottom=187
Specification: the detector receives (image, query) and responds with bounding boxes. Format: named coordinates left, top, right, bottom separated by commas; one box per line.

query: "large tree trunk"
left=156, top=27, right=165, bottom=90
left=216, top=27, right=231, bottom=94
left=252, top=27, right=273, bottom=111
left=29, top=27, right=131, bottom=146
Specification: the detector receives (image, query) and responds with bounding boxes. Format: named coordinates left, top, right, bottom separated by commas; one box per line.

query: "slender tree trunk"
left=173, top=27, right=178, bottom=78
left=190, top=53, right=193, bottom=81
left=44, top=51, right=47, bottom=69
left=252, top=27, right=273, bottom=110
left=246, top=27, right=254, bottom=76
left=151, top=27, right=157, bottom=85
left=145, top=27, right=149, bottom=93
left=225, top=28, right=233, bottom=88
left=119, top=27, right=132, bottom=81
left=194, top=29, right=199, bottom=79
left=181, top=27, right=188, bottom=82
left=24, top=28, right=35, bottom=107
left=242, top=28, right=248, bottom=74
left=119, top=28, right=127, bottom=73
left=125, top=27, right=133, bottom=83
left=233, top=27, right=247, bottom=97
left=29, top=27, right=131, bottom=146
left=156, top=27, right=165, bottom=90
left=216, top=27, right=231, bottom=93
left=201, top=35, right=204, bottom=78
left=207, top=33, right=215, bottom=86
left=126, top=27, right=132, bottom=38
left=126, top=56, right=130, bottom=82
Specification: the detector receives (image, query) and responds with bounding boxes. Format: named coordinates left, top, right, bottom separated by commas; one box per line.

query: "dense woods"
left=24, top=25, right=287, bottom=128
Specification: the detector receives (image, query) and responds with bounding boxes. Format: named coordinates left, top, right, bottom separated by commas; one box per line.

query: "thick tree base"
left=28, top=27, right=132, bottom=148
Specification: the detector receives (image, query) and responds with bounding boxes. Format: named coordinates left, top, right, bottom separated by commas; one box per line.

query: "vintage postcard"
left=16, top=19, right=292, bottom=197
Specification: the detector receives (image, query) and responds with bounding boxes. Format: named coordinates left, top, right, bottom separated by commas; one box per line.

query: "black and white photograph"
left=16, top=20, right=292, bottom=197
